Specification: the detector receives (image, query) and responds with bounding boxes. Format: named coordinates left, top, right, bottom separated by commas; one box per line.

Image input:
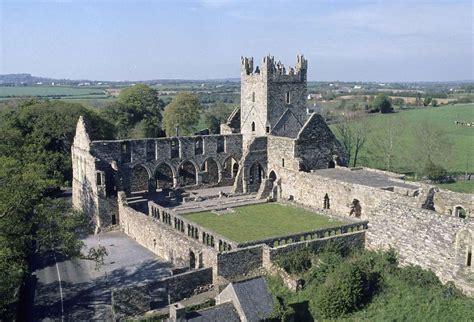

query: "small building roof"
left=186, top=302, right=240, bottom=322
left=229, top=277, right=274, bottom=322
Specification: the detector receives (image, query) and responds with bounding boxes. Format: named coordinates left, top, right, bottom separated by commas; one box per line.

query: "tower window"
left=252, top=92, right=255, bottom=102
left=286, top=92, right=290, bottom=104
left=282, top=158, right=285, bottom=167
left=266, top=126, right=270, bottom=133
left=251, top=122, right=256, bottom=132
left=468, top=251, right=472, bottom=267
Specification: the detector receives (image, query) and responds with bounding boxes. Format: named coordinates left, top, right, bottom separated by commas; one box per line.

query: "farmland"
left=331, top=103, right=474, bottom=177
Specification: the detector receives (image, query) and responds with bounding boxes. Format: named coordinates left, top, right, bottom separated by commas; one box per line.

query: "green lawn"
left=184, top=203, right=344, bottom=243
left=437, top=181, right=474, bottom=194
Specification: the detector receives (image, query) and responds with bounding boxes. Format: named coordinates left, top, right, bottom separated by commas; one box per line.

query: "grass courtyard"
left=184, top=203, right=344, bottom=243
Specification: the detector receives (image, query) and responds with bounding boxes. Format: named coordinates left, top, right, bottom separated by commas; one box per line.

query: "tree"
left=371, top=94, right=393, bottom=113
left=204, top=103, right=234, bottom=134
left=102, top=84, right=164, bottom=138
left=162, top=92, right=202, bottom=136
left=336, top=113, right=370, bottom=167
left=0, top=156, right=90, bottom=317
left=372, top=116, right=405, bottom=171
left=411, top=121, right=451, bottom=177
left=0, top=100, right=115, bottom=184
left=423, top=97, right=432, bottom=106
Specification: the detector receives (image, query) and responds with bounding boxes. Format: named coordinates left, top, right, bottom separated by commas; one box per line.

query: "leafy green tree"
left=162, top=92, right=202, bottom=136
left=0, top=100, right=114, bottom=184
left=371, top=94, right=393, bottom=113
left=103, top=84, right=164, bottom=138
left=0, top=156, right=90, bottom=317
left=204, top=103, right=234, bottom=134
left=423, top=97, right=432, bottom=106
left=424, top=160, right=448, bottom=183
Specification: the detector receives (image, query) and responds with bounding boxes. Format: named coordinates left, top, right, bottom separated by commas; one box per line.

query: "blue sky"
left=1, top=0, right=472, bottom=81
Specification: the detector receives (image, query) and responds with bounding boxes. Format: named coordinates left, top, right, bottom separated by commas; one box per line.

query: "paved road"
left=30, top=231, right=172, bottom=321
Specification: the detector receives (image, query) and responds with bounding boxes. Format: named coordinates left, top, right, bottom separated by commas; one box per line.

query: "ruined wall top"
left=240, top=54, right=307, bottom=82
left=72, top=115, right=91, bottom=151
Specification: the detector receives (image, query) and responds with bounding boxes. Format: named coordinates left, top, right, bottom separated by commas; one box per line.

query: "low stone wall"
left=149, top=201, right=238, bottom=251
left=238, top=221, right=368, bottom=248
left=433, top=189, right=473, bottom=218
left=367, top=202, right=473, bottom=295
left=216, top=245, right=263, bottom=279
left=112, top=267, right=213, bottom=320
left=263, top=230, right=366, bottom=264
left=118, top=193, right=218, bottom=270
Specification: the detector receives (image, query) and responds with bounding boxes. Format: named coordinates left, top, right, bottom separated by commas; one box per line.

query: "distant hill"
left=0, top=73, right=240, bottom=86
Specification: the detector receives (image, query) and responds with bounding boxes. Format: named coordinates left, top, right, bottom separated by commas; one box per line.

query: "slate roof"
left=231, top=277, right=273, bottom=322
left=186, top=302, right=240, bottom=322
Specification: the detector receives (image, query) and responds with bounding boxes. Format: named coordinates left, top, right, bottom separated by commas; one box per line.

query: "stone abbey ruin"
left=72, top=55, right=473, bottom=314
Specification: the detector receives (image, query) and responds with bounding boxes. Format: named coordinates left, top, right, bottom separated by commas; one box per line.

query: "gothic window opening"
left=146, top=140, right=155, bottom=161
left=324, top=194, right=330, bottom=209
left=171, top=139, right=180, bottom=159
left=217, top=136, right=225, bottom=153
left=251, top=122, right=256, bottom=132
left=454, top=206, right=466, bottom=219
left=282, top=158, right=285, bottom=167
left=195, top=137, right=203, bottom=155
left=96, top=172, right=102, bottom=185
left=266, top=126, right=270, bottom=133
left=252, top=92, right=255, bottom=102
left=121, top=142, right=131, bottom=163
left=467, top=251, right=472, bottom=267
left=286, top=92, right=290, bottom=104
left=328, top=160, right=336, bottom=168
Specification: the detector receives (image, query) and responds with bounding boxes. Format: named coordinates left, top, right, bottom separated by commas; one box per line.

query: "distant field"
left=332, top=103, right=474, bottom=174
left=0, top=85, right=110, bottom=100
left=184, top=203, right=343, bottom=243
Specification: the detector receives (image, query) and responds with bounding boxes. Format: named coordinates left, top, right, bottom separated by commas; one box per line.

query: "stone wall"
left=112, top=267, right=213, bottom=319
left=262, top=231, right=366, bottom=265
left=118, top=193, right=219, bottom=270
left=367, top=202, right=473, bottom=295
left=433, top=189, right=473, bottom=218
left=216, top=245, right=263, bottom=279
left=275, top=167, right=421, bottom=219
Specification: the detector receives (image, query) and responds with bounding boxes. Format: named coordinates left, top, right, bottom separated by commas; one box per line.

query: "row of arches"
left=129, top=156, right=239, bottom=193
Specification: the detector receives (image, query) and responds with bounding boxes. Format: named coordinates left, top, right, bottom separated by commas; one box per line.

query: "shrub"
left=397, top=265, right=442, bottom=288
left=424, top=160, right=448, bottom=183
left=275, top=248, right=313, bottom=275
left=313, top=263, right=369, bottom=318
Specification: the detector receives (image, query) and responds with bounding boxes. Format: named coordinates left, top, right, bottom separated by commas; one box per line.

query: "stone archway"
left=222, top=156, right=239, bottom=185
left=249, top=162, right=265, bottom=192
left=201, top=158, right=220, bottom=185
left=179, top=161, right=198, bottom=186
left=154, top=162, right=175, bottom=190
left=269, top=170, right=277, bottom=182
left=455, top=229, right=473, bottom=269
left=189, top=250, right=196, bottom=269
left=454, top=205, right=467, bottom=219
left=130, top=164, right=150, bottom=193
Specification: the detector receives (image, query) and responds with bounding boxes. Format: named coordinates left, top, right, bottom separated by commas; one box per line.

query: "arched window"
left=201, top=158, right=219, bottom=185
left=252, top=92, right=255, bottom=102
left=286, top=92, right=290, bottom=104
left=269, top=170, right=277, bottom=182
left=328, top=160, right=336, bottom=168
left=251, top=122, right=256, bottom=132
left=195, top=137, right=203, bottom=155
left=324, top=194, right=330, bottom=209
left=454, top=206, right=466, bottom=219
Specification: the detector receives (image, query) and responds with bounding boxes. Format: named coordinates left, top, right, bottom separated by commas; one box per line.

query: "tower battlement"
left=240, top=55, right=307, bottom=82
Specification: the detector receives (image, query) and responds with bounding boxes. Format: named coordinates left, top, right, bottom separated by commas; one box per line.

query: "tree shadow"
left=31, top=258, right=173, bottom=321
